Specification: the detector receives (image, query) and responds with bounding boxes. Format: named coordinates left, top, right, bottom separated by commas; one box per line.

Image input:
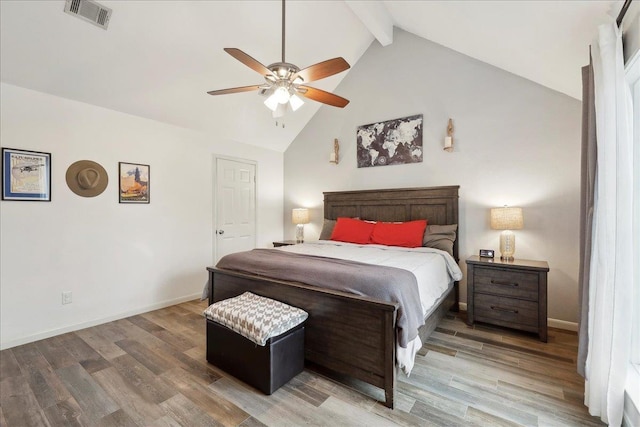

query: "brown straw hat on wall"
left=65, top=160, right=108, bottom=197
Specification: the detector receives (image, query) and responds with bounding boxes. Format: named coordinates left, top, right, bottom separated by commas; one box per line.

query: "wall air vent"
left=64, top=0, right=112, bottom=30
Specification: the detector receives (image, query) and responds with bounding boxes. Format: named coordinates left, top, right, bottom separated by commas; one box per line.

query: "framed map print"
left=356, top=114, right=423, bottom=168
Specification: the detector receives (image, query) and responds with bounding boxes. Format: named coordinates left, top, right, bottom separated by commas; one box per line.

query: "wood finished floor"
left=0, top=300, right=603, bottom=427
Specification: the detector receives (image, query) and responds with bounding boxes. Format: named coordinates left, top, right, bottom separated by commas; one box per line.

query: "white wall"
left=284, top=29, right=582, bottom=325
left=0, top=83, right=283, bottom=349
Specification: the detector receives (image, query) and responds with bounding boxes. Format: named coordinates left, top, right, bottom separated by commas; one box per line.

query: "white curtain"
left=585, top=22, right=634, bottom=426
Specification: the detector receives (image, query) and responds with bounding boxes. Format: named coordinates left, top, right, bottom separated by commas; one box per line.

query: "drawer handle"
left=490, top=306, right=519, bottom=314
left=491, top=279, right=519, bottom=287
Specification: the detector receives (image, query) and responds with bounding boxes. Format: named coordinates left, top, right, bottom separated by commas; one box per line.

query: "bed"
left=206, top=186, right=460, bottom=408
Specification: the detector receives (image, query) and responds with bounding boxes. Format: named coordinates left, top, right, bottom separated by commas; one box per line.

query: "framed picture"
left=356, top=114, right=423, bottom=168
left=2, top=147, right=52, bottom=201
left=119, top=162, right=149, bottom=204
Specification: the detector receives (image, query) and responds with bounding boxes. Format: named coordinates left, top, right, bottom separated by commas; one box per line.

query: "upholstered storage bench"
left=203, top=292, right=308, bottom=394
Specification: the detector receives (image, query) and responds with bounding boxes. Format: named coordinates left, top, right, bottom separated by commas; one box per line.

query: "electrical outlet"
left=62, top=291, right=72, bottom=305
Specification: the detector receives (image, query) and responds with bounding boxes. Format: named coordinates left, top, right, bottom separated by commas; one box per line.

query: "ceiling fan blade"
left=298, top=86, right=350, bottom=108
left=293, top=57, right=350, bottom=83
left=207, top=85, right=262, bottom=96
left=224, top=48, right=274, bottom=77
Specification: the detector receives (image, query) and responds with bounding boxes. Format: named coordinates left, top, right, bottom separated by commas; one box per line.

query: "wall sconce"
left=490, top=206, right=524, bottom=261
left=292, top=208, right=310, bottom=243
left=444, top=118, right=454, bottom=152
left=329, top=138, right=340, bottom=164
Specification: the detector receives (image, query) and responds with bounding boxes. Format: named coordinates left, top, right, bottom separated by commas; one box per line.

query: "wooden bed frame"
left=207, top=186, right=460, bottom=408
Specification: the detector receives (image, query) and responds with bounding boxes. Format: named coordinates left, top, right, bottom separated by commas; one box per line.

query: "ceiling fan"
left=207, top=0, right=350, bottom=118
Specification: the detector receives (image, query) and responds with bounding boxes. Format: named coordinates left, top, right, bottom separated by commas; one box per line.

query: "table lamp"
left=490, top=206, right=524, bottom=261
left=292, top=208, right=309, bottom=243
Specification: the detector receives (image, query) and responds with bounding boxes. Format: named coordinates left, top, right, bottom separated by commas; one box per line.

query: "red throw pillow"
left=371, top=220, right=428, bottom=248
left=330, top=217, right=376, bottom=244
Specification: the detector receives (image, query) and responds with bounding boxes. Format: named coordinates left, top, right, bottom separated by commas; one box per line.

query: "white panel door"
left=215, top=158, right=256, bottom=262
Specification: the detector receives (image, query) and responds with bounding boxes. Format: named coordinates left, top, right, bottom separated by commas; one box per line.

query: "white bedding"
left=276, top=240, right=463, bottom=374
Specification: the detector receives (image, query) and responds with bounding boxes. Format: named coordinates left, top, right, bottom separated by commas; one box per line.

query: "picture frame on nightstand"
left=479, top=249, right=495, bottom=258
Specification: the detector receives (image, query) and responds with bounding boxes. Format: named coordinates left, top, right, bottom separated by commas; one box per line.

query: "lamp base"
left=499, top=230, right=516, bottom=261
left=295, top=224, right=304, bottom=243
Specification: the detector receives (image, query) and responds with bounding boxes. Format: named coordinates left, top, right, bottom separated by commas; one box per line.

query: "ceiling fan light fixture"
left=289, top=93, right=304, bottom=111
left=264, top=94, right=279, bottom=111
left=207, top=1, right=351, bottom=117
left=272, top=102, right=289, bottom=118
left=274, top=86, right=291, bottom=104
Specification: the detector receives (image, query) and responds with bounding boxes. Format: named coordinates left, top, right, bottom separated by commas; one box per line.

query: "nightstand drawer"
left=474, top=267, right=539, bottom=301
left=474, top=294, right=538, bottom=329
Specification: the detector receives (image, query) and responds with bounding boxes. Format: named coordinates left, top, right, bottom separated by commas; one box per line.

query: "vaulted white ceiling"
left=0, top=1, right=620, bottom=152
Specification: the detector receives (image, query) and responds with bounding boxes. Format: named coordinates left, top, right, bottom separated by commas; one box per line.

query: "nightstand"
left=272, top=240, right=298, bottom=247
left=466, top=256, right=549, bottom=342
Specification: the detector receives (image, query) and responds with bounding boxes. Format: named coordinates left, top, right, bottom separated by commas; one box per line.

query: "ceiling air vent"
left=64, top=0, right=112, bottom=30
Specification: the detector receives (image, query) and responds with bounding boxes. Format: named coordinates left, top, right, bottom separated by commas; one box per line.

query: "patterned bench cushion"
left=203, top=292, right=308, bottom=346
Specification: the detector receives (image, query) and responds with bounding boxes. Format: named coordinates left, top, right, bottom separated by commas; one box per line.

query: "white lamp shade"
left=490, top=207, right=524, bottom=230
left=292, top=208, right=309, bottom=225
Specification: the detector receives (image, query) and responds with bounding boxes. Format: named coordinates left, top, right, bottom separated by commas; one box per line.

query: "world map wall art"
left=356, top=114, right=423, bottom=168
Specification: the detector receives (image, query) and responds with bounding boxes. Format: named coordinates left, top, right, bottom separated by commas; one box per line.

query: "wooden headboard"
left=323, top=186, right=460, bottom=261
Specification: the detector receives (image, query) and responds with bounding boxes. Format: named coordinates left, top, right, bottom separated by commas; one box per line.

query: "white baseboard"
left=0, top=292, right=202, bottom=350
left=548, top=318, right=578, bottom=332
left=457, top=303, right=578, bottom=332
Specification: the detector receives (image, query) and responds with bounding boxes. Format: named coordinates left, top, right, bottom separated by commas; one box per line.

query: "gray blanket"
left=214, top=249, right=424, bottom=347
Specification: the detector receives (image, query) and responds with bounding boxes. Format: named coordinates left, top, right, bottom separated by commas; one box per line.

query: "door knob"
left=217, top=230, right=225, bottom=235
